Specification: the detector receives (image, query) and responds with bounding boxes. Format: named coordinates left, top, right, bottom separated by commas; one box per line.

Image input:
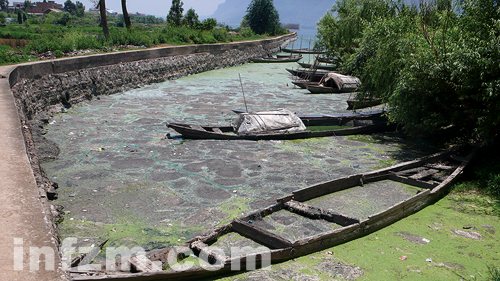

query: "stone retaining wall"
left=12, top=34, right=295, bottom=120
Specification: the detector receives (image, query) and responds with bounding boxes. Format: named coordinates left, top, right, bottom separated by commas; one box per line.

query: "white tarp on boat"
left=320, top=72, right=361, bottom=91
left=234, top=109, right=306, bottom=135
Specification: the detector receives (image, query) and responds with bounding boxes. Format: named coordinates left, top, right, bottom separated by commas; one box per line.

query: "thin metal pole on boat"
left=238, top=73, right=249, bottom=113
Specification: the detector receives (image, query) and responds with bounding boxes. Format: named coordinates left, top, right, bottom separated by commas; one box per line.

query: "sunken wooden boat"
left=298, top=62, right=337, bottom=71
left=347, top=97, right=383, bottom=110
left=251, top=55, right=302, bottom=63
left=231, top=108, right=387, bottom=126
left=307, top=73, right=361, bottom=94
left=72, top=148, right=474, bottom=281
left=281, top=47, right=327, bottom=54
left=286, top=68, right=329, bottom=82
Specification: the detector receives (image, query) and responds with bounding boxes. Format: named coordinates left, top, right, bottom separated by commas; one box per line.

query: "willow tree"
left=121, top=0, right=131, bottom=31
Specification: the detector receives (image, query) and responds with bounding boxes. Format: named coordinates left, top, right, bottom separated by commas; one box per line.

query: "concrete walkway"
left=0, top=66, right=65, bottom=280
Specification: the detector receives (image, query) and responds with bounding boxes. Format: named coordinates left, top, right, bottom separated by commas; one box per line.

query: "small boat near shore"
left=317, top=56, right=337, bottom=64
left=72, top=147, right=474, bottom=281
left=251, top=55, right=303, bottom=63
left=298, top=62, right=337, bottom=71
left=286, top=68, right=329, bottom=82
left=281, top=47, right=327, bottom=54
left=231, top=109, right=387, bottom=126
left=291, top=79, right=317, bottom=89
left=167, top=122, right=388, bottom=141
left=347, top=97, right=383, bottom=110
left=306, top=73, right=361, bottom=94
left=167, top=109, right=390, bottom=141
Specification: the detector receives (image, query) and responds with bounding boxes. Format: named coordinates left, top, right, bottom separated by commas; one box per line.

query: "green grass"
left=0, top=15, right=272, bottom=65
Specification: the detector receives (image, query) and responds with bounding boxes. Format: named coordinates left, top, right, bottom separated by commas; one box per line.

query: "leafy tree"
left=200, top=18, right=217, bottom=30
left=319, top=0, right=499, bottom=143
left=316, top=0, right=396, bottom=61
left=167, top=0, right=183, bottom=26
left=64, top=0, right=76, bottom=15
left=54, top=12, right=71, bottom=25
left=23, top=0, right=31, bottom=11
left=17, top=10, right=23, bottom=23
left=121, top=0, right=131, bottom=30
left=75, top=1, right=85, bottom=17
left=183, top=8, right=199, bottom=28
left=0, top=0, right=8, bottom=11
left=244, top=0, right=280, bottom=35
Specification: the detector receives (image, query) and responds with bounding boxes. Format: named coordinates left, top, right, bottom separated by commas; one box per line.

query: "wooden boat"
left=231, top=109, right=387, bottom=126
left=277, top=54, right=297, bottom=58
left=251, top=55, right=302, bottom=63
left=298, top=62, right=337, bottom=71
left=306, top=84, right=348, bottom=94
left=286, top=68, right=329, bottom=82
left=291, top=79, right=317, bottom=89
left=281, top=47, right=327, bottom=54
left=317, top=56, right=337, bottom=64
left=307, top=73, right=361, bottom=94
left=167, top=121, right=389, bottom=141
left=73, top=147, right=474, bottom=281
left=347, top=98, right=383, bottom=110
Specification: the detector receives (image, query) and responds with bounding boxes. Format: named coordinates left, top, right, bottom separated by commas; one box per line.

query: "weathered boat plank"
left=387, top=174, right=437, bottom=189
left=283, top=200, right=359, bottom=226
left=292, top=175, right=362, bottom=202
left=232, top=219, right=293, bottom=249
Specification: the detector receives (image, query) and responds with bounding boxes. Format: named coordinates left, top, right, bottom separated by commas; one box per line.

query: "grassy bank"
left=0, top=13, right=270, bottom=65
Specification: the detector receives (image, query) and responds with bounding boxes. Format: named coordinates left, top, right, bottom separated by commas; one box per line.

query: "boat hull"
left=286, top=68, right=329, bottom=82
left=281, top=47, right=326, bottom=54
left=347, top=99, right=383, bottom=110
left=167, top=122, right=390, bottom=141
left=251, top=55, right=302, bottom=63
left=298, top=62, right=337, bottom=71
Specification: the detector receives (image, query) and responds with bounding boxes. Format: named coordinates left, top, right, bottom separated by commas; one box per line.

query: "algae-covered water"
left=41, top=59, right=428, bottom=251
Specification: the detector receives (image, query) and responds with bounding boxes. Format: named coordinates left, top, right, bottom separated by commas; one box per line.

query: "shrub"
left=212, top=28, right=229, bottom=42
left=0, top=45, right=34, bottom=64
left=239, top=27, right=255, bottom=38
left=200, top=18, right=217, bottom=30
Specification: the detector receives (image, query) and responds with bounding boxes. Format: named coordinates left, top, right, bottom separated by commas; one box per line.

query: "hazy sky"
left=52, top=0, right=227, bottom=17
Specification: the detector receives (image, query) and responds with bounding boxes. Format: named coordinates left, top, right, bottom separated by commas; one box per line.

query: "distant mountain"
left=212, top=0, right=335, bottom=29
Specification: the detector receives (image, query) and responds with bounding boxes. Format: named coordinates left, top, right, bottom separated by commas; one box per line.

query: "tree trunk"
left=99, top=0, right=109, bottom=39
left=121, top=0, right=131, bottom=31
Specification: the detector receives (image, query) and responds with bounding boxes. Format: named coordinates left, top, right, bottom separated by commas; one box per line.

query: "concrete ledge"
left=0, top=33, right=295, bottom=281
left=8, top=33, right=295, bottom=85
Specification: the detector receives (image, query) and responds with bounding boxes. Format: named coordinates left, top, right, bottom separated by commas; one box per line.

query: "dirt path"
left=0, top=66, right=65, bottom=281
